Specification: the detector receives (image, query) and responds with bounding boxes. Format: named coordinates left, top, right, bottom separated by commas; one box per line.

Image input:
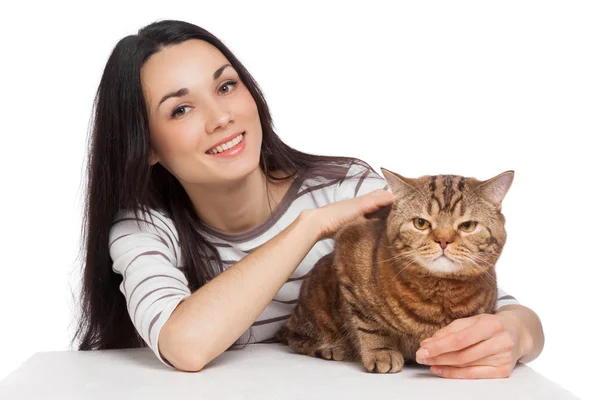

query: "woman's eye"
left=218, top=80, right=238, bottom=94
left=459, top=221, right=478, bottom=232
left=171, top=105, right=191, bottom=118
left=413, top=218, right=431, bottom=230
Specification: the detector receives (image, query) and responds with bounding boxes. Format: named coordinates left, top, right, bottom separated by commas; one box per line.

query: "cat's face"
left=381, top=169, right=514, bottom=277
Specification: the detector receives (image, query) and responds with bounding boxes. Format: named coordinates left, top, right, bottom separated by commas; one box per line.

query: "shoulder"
left=111, top=207, right=178, bottom=238
left=109, top=207, right=181, bottom=260
left=291, top=158, right=389, bottom=209
left=327, top=158, right=390, bottom=202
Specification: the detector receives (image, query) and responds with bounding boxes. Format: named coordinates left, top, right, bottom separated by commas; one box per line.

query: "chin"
left=420, top=256, right=465, bottom=274
left=221, top=161, right=260, bottom=183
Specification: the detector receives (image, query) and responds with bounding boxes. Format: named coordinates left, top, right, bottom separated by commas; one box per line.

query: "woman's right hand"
left=301, top=189, right=395, bottom=240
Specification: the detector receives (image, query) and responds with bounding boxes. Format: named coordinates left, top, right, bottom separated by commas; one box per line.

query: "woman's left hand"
left=415, top=313, right=522, bottom=379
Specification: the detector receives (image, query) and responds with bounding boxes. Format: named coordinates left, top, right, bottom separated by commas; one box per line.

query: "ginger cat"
left=277, top=168, right=514, bottom=373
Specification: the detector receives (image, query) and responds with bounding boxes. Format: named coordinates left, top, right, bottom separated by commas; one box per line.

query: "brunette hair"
left=73, top=19, right=370, bottom=351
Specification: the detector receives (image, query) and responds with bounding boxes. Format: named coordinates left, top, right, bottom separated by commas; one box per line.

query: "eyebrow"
left=156, top=63, right=233, bottom=111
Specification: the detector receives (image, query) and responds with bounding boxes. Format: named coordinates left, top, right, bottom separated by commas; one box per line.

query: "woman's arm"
left=159, top=213, right=319, bottom=371
left=495, top=304, right=545, bottom=363
left=159, top=189, right=394, bottom=372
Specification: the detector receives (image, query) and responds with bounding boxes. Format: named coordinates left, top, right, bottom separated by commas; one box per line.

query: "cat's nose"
left=436, top=239, right=453, bottom=249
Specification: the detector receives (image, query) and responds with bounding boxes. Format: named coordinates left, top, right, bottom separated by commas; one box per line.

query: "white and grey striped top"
left=108, top=161, right=519, bottom=368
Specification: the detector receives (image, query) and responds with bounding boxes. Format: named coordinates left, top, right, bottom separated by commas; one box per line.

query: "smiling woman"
left=73, top=19, right=395, bottom=371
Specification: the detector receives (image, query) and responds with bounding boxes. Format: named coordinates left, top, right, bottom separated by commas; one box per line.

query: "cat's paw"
left=288, top=337, right=318, bottom=356
left=316, top=346, right=351, bottom=361
left=361, top=348, right=404, bottom=373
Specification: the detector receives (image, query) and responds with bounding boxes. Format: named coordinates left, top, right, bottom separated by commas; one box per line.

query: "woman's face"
left=141, top=39, right=263, bottom=186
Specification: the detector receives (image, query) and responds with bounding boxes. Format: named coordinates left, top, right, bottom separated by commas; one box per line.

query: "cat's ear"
left=380, top=168, right=415, bottom=199
left=476, top=171, right=514, bottom=211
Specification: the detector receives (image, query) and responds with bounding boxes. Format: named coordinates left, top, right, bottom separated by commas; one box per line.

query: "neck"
left=184, top=167, right=278, bottom=234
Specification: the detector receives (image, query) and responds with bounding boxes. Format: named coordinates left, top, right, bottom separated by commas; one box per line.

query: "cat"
left=276, top=168, right=514, bottom=373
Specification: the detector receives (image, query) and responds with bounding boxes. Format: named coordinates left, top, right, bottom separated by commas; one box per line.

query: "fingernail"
left=416, top=348, right=429, bottom=360
left=431, top=366, right=442, bottom=375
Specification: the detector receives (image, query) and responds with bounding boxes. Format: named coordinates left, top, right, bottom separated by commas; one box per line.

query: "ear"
left=476, top=170, right=514, bottom=211
left=149, top=150, right=159, bottom=166
left=380, top=168, right=415, bottom=199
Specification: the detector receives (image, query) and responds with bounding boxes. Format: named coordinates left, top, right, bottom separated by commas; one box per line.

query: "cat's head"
left=380, top=168, right=514, bottom=278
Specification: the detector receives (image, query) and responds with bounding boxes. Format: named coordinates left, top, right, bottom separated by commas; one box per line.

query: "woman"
left=73, top=19, right=544, bottom=378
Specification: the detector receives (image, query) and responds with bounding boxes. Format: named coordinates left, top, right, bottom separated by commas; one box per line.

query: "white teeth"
left=209, top=133, right=244, bottom=154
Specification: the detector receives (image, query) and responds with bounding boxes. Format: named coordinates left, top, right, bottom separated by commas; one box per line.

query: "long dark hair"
left=72, top=19, right=371, bottom=351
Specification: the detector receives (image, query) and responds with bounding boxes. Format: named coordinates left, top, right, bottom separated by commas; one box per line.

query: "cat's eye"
left=413, top=218, right=431, bottom=230
left=459, top=221, right=478, bottom=232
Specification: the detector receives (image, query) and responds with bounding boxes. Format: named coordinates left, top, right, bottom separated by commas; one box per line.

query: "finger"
left=360, top=190, right=394, bottom=211
left=457, top=351, right=515, bottom=368
left=318, top=190, right=394, bottom=238
left=360, top=188, right=394, bottom=200
left=430, top=364, right=513, bottom=379
left=423, top=332, right=514, bottom=367
left=417, top=316, right=503, bottom=360
left=420, top=317, right=478, bottom=346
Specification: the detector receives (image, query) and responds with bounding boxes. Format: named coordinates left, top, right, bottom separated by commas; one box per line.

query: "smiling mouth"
left=206, top=132, right=245, bottom=154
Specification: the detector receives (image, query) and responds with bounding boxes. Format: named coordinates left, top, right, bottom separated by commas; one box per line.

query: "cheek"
left=152, top=117, right=201, bottom=152
left=396, top=224, right=429, bottom=250
left=461, top=232, right=486, bottom=250
left=232, top=92, right=262, bottom=146
left=234, top=88, right=260, bottom=119
left=464, top=226, right=503, bottom=253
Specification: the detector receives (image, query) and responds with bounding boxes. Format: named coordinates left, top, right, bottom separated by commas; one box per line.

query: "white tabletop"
left=0, top=344, right=578, bottom=399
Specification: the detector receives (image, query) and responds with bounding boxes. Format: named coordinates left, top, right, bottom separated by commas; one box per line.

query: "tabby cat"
left=276, top=168, right=514, bottom=373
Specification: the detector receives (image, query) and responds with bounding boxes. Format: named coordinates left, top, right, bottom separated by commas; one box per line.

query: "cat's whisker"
left=461, top=257, right=496, bottom=289
left=387, top=255, right=419, bottom=272
left=378, top=241, right=418, bottom=256
left=459, top=259, right=494, bottom=291
left=469, top=254, right=496, bottom=269
left=378, top=249, right=420, bottom=264
left=474, top=251, right=499, bottom=257
left=463, top=254, right=489, bottom=265
left=470, top=261, right=495, bottom=282
left=386, top=253, right=422, bottom=277
left=393, top=257, right=421, bottom=280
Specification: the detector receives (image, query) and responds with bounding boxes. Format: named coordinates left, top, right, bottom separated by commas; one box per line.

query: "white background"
left=0, top=1, right=597, bottom=399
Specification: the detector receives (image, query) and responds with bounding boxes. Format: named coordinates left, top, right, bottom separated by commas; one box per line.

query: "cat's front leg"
left=357, top=332, right=404, bottom=373
left=347, top=307, right=405, bottom=373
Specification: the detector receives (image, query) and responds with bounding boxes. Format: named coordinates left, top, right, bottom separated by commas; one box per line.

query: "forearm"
left=496, top=304, right=545, bottom=364
left=159, top=211, right=321, bottom=371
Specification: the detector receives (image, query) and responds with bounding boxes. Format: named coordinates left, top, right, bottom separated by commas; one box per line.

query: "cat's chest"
left=377, top=279, right=490, bottom=331
left=430, top=284, right=489, bottom=317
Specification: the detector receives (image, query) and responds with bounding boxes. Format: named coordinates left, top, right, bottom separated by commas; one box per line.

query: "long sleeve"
left=109, top=208, right=191, bottom=368
left=496, top=286, right=519, bottom=309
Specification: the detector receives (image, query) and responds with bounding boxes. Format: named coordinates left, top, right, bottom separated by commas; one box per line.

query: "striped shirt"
left=108, top=161, right=519, bottom=368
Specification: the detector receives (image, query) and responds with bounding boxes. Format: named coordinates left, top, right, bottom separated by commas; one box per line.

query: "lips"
left=206, top=131, right=245, bottom=154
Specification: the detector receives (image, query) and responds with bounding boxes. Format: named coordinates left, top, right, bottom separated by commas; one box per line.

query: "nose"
left=436, top=238, right=453, bottom=250
left=204, top=99, right=233, bottom=133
